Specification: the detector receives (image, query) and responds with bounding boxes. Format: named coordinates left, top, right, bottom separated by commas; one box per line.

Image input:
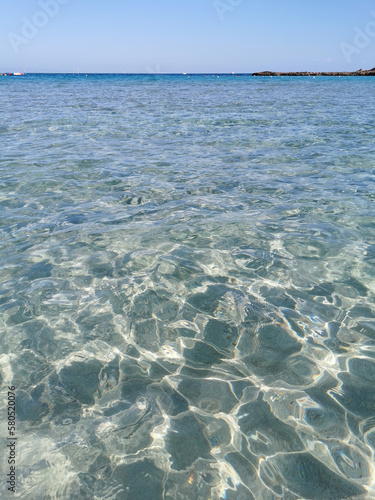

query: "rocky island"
left=252, top=67, right=375, bottom=76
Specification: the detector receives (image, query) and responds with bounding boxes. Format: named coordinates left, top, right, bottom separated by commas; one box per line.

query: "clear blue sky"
left=1, top=0, right=375, bottom=73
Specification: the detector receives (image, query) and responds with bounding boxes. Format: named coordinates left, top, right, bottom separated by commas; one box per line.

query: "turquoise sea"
left=1, top=74, right=375, bottom=499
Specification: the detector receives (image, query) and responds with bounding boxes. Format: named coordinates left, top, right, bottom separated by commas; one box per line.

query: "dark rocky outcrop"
left=252, top=67, right=375, bottom=76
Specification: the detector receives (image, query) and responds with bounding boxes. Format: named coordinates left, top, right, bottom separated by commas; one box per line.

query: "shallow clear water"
left=1, top=74, right=375, bottom=499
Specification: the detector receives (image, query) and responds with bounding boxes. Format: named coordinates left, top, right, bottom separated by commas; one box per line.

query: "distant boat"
left=8, top=73, right=24, bottom=76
